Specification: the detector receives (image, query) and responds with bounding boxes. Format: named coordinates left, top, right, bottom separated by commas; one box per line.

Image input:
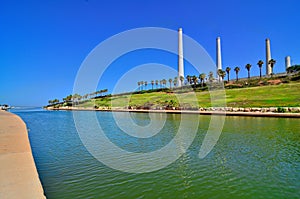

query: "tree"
left=234, top=67, right=240, bottom=81
left=217, top=69, right=226, bottom=82
left=155, top=80, right=159, bottom=89
left=140, top=81, right=144, bottom=90
left=245, top=64, right=252, bottom=79
left=269, top=59, right=276, bottom=75
left=137, top=82, right=141, bottom=91
left=102, top=89, right=108, bottom=95
left=225, top=67, right=231, bottom=82
left=257, top=60, right=264, bottom=78
left=192, top=75, right=198, bottom=86
left=144, top=81, right=148, bottom=90
left=199, top=73, right=206, bottom=87
left=208, top=71, right=214, bottom=82
left=179, top=76, right=184, bottom=87
left=173, top=77, right=178, bottom=87
left=151, top=80, right=154, bottom=90
left=186, top=75, right=191, bottom=84
left=168, top=78, right=173, bottom=89
left=162, top=79, right=167, bottom=88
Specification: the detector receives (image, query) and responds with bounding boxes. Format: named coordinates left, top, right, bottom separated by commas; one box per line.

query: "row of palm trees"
left=48, top=89, right=108, bottom=105
left=224, top=59, right=276, bottom=81
left=48, top=99, right=60, bottom=105
left=137, top=76, right=186, bottom=90
left=137, top=59, right=277, bottom=91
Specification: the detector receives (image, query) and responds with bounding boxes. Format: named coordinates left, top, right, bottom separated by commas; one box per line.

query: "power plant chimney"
left=265, top=38, right=272, bottom=75
left=178, top=28, right=184, bottom=87
left=216, top=37, right=222, bottom=80
left=285, top=56, right=291, bottom=70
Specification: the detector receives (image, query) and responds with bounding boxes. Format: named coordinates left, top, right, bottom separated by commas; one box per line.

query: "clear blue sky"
left=1, top=0, right=300, bottom=106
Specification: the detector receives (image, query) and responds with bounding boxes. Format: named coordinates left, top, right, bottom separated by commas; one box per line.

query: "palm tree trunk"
left=259, top=68, right=262, bottom=78
left=227, top=73, right=229, bottom=82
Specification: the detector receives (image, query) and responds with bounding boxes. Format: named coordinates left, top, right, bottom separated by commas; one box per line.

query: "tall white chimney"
left=178, top=28, right=184, bottom=87
left=285, top=56, right=291, bottom=70
left=216, top=37, right=222, bottom=80
left=266, top=38, right=272, bottom=75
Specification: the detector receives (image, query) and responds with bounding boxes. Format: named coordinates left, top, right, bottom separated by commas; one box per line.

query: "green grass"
left=77, top=82, right=300, bottom=109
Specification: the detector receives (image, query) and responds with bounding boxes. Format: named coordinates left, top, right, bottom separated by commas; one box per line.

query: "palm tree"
left=140, top=81, right=144, bottom=90
left=192, top=75, right=198, bottom=86
left=159, top=80, right=162, bottom=88
left=155, top=80, right=159, bottom=89
left=257, top=60, right=264, bottom=78
left=245, top=64, right=252, bottom=79
left=269, top=59, right=276, bottom=75
left=179, top=76, right=184, bottom=87
left=151, top=80, right=154, bottom=90
left=186, top=75, right=191, bottom=85
left=164, top=79, right=167, bottom=87
left=217, top=69, right=223, bottom=82
left=221, top=70, right=226, bottom=81
left=102, top=89, right=108, bottom=95
left=208, top=71, right=214, bottom=82
left=199, top=73, right=206, bottom=87
left=234, top=67, right=240, bottom=81
left=173, top=77, right=178, bottom=87
left=137, top=82, right=141, bottom=91
left=217, top=69, right=226, bottom=82
left=173, top=79, right=177, bottom=87
left=144, top=81, right=148, bottom=90
left=168, top=78, right=173, bottom=89
left=225, top=67, right=231, bottom=82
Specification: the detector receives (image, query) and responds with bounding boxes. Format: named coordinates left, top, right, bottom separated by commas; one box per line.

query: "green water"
left=15, top=110, right=300, bottom=198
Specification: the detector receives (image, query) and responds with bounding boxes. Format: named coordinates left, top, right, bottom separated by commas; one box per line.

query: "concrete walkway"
left=0, top=110, right=46, bottom=199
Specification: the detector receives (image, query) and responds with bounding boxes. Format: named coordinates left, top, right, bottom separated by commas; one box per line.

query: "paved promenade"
left=0, top=110, right=45, bottom=199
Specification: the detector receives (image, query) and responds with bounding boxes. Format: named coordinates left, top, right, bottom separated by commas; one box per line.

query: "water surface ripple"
left=14, top=110, right=300, bottom=199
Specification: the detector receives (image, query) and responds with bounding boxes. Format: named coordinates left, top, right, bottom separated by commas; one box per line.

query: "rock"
left=251, top=107, right=261, bottom=112
left=261, top=108, right=267, bottom=112
left=225, top=107, right=232, bottom=112
left=289, top=107, right=300, bottom=112
left=232, top=108, right=239, bottom=112
left=244, top=108, right=251, bottom=112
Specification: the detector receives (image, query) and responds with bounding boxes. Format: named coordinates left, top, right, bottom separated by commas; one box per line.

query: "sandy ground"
left=0, top=110, right=46, bottom=199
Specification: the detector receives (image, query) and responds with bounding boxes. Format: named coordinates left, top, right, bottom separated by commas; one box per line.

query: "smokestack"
left=216, top=37, right=222, bottom=79
left=285, top=56, right=291, bottom=70
left=266, top=38, right=272, bottom=75
left=178, top=28, right=184, bottom=87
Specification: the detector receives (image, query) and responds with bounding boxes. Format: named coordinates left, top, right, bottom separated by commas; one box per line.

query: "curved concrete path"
left=0, top=110, right=46, bottom=199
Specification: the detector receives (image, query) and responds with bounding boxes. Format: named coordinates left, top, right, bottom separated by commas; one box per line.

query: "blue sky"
left=1, top=0, right=300, bottom=106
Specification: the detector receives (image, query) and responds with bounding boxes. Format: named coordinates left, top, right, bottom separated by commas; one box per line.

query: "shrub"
left=277, top=107, right=286, bottom=113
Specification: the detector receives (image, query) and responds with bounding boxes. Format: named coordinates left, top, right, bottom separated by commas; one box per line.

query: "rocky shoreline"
left=45, top=106, right=300, bottom=118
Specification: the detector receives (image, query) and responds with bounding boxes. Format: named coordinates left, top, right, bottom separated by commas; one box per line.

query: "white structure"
left=266, top=38, right=272, bottom=75
left=285, top=56, right=291, bottom=70
left=178, top=28, right=184, bottom=87
left=216, top=37, right=222, bottom=79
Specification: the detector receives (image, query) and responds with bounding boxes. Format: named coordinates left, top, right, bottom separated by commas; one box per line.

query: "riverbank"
left=0, top=110, right=46, bottom=198
left=45, top=106, right=300, bottom=118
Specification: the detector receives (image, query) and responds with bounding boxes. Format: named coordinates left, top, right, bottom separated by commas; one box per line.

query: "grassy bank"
left=75, top=81, right=300, bottom=109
